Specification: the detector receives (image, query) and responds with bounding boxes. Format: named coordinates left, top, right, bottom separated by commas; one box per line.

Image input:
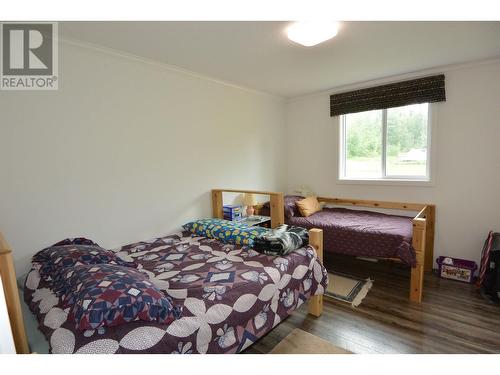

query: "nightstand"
left=239, top=215, right=271, bottom=228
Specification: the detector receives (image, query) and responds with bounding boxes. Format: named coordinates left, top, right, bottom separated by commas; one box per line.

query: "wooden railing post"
left=269, top=193, right=284, bottom=229
left=308, top=228, right=323, bottom=317
left=0, top=233, right=30, bottom=353
left=410, top=219, right=426, bottom=303
left=424, top=205, right=436, bottom=273
left=211, top=190, right=223, bottom=219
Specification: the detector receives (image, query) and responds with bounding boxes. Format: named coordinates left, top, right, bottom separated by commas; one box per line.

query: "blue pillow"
left=183, top=218, right=268, bottom=247
left=33, top=244, right=136, bottom=289
left=32, top=237, right=101, bottom=265
left=59, top=264, right=182, bottom=330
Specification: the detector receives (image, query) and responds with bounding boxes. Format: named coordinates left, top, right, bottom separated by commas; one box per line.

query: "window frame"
left=338, top=103, right=433, bottom=184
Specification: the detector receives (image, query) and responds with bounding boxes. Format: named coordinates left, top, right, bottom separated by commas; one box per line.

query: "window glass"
left=341, top=103, right=430, bottom=181
left=344, top=109, right=382, bottom=178
left=386, top=103, right=428, bottom=177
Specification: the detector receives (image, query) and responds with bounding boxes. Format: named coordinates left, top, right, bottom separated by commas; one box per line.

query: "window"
left=340, top=103, right=430, bottom=181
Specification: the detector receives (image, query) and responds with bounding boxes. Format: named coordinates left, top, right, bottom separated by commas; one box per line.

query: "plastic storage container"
left=223, top=205, right=242, bottom=221
left=436, top=256, right=477, bottom=283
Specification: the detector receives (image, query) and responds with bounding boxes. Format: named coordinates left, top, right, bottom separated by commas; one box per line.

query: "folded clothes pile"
left=253, top=224, right=309, bottom=256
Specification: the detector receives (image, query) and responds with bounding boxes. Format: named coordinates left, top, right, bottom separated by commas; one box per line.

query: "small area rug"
left=325, top=272, right=373, bottom=307
left=270, top=328, right=352, bottom=354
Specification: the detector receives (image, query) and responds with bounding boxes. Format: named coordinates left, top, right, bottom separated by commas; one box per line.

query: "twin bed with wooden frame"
left=0, top=188, right=325, bottom=354
left=256, top=193, right=435, bottom=303
left=315, top=196, right=435, bottom=303
left=213, top=189, right=436, bottom=303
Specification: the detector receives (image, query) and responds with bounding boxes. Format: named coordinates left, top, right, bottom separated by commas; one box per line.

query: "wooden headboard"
left=211, top=188, right=285, bottom=229
left=0, top=233, right=30, bottom=353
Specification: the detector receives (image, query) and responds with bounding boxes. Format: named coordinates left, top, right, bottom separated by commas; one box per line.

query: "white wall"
left=286, top=60, right=500, bottom=266
left=0, top=41, right=286, bottom=275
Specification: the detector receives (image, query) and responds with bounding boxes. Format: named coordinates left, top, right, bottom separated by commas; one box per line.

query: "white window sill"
left=337, top=178, right=434, bottom=187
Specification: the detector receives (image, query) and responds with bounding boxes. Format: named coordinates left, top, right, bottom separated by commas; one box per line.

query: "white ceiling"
left=60, top=21, right=500, bottom=97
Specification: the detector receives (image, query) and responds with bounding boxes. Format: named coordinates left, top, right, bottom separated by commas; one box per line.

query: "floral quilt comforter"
left=24, top=230, right=328, bottom=354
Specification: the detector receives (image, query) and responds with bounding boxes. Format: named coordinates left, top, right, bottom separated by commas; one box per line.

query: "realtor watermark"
left=0, top=22, right=58, bottom=90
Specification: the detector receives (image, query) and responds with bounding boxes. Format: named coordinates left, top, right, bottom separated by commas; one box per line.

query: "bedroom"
left=1, top=0, right=500, bottom=372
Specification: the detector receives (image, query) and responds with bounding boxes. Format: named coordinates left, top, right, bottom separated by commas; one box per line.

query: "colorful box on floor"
left=436, top=256, right=477, bottom=283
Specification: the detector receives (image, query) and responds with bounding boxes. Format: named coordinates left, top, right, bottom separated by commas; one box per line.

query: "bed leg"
left=410, top=263, right=424, bottom=303
left=308, top=295, right=323, bottom=317
left=308, top=228, right=324, bottom=317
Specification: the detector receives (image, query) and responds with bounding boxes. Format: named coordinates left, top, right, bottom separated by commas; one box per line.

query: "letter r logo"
left=2, top=23, right=53, bottom=75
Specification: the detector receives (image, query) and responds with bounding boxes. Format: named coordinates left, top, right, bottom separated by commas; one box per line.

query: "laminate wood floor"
left=245, top=254, right=500, bottom=354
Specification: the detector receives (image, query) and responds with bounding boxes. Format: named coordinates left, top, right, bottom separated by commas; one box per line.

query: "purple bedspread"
left=24, top=230, right=327, bottom=354
left=288, top=207, right=416, bottom=266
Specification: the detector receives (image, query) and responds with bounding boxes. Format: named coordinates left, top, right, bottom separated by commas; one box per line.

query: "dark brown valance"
left=330, top=74, right=446, bottom=117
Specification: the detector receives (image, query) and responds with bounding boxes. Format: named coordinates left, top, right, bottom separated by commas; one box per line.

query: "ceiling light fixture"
left=286, top=21, right=340, bottom=47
